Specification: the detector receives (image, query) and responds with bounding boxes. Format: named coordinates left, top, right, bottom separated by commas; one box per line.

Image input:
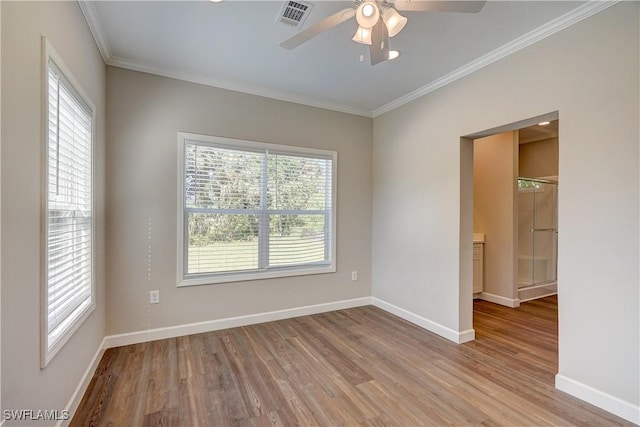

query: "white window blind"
left=179, top=134, right=336, bottom=285
left=44, top=57, right=94, bottom=364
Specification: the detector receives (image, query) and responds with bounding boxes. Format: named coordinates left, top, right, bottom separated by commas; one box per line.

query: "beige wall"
left=1, top=0, right=106, bottom=422
left=105, top=67, right=372, bottom=335
left=519, top=137, right=559, bottom=178
left=373, top=1, right=638, bottom=411
left=473, top=132, right=518, bottom=302
left=1, top=1, right=637, bottom=423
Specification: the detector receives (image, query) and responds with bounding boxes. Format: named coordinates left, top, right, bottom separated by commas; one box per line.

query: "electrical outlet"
left=351, top=271, right=358, bottom=281
left=149, top=290, right=160, bottom=304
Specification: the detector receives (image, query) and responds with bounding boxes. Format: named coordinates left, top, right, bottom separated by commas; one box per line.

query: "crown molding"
left=78, top=0, right=111, bottom=62
left=371, top=0, right=621, bottom=117
left=77, top=0, right=371, bottom=117
left=106, top=55, right=373, bottom=117
left=78, top=0, right=618, bottom=119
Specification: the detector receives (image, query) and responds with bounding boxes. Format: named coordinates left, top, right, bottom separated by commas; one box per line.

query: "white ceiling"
left=81, top=0, right=602, bottom=117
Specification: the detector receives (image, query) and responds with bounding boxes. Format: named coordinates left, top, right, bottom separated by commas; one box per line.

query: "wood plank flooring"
left=72, top=296, right=633, bottom=426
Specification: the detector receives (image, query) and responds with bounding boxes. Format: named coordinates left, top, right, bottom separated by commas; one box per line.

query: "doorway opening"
left=459, top=112, right=559, bottom=372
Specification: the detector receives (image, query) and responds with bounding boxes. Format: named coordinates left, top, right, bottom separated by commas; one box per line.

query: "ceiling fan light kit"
left=356, top=2, right=380, bottom=28
left=382, top=7, right=407, bottom=37
left=279, top=0, right=486, bottom=65
left=352, top=25, right=373, bottom=45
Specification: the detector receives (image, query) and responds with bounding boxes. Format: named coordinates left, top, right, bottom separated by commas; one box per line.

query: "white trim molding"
left=478, top=292, right=520, bottom=308
left=76, top=1, right=371, bottom=118
left=57, top=338, right=106, bottom=427
left=372, top=297, right=475, bottom=344
left=77, top=0, right=112, bottom=61
left=371, top=0, right=620, bottom=117
left=78, top=0, right=619, bottom=119
left=60, top=295, right=479, bottom=424
left=555, top=374, right=640, bottom=425
left=104, top=296, right=477, bottom=350
left=108, top=55, right=372, bottom=118
left=41, top=37, right=98, bottom=368
left=176, top=132, right=338, bottom=287
left=61, top=298, right=640, bottom=426
left=104, top=297, right=372, bottom=349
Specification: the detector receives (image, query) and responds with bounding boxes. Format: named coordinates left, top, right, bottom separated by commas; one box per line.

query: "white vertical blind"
left=45, top=59, right=93, bottom=358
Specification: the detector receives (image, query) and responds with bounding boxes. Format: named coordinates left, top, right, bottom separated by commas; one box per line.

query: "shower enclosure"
left=518, top=178, right=558, bottom=290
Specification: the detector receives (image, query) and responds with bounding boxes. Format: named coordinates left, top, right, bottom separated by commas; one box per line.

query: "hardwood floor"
left=72, top=296, right=633, bottom=426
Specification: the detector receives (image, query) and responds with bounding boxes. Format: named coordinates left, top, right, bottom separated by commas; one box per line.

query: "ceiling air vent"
left=277, top=1, right=314, bottom=27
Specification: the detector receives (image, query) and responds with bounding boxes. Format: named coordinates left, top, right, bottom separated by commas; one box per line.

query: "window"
left=42, top=41, right=95, bottom=366
left=178, top=133, right=336, bottom=286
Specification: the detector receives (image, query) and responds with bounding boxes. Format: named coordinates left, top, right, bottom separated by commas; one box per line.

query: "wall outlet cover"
left=149, top=290, right=160, bottom=304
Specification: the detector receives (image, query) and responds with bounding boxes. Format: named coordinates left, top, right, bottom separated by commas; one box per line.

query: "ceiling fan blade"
left=369, top=20, right=389, bottom=66
left=279, top=8, right=356, bottom=50
left=393, top=0, right=486, bottom=13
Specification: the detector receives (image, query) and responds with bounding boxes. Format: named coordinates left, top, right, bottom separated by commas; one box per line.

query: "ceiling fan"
left=280, top=1, right=487, bottom=65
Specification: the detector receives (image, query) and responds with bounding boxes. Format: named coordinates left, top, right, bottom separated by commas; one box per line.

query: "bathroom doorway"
left=517, top=119, right=559, bottom=302
left=461, top=114, right=560, bottom=385
left=469, top=118, right=559, bottom=306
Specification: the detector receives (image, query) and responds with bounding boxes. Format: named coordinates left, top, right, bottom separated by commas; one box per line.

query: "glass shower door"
left=532, top=181, right=558, bottom=285
left=518, top=179, right=558, bottom=288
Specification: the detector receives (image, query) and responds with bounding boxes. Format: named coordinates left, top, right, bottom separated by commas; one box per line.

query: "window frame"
left=177, top=132, right=337, bottom=287
left=41, top=38, right=96, bottom=367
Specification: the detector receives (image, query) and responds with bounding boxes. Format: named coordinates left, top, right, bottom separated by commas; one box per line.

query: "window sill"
left=178, top=264, right=336, bottom=287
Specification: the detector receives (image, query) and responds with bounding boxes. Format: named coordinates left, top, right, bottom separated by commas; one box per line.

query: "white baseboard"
left=57, top=337, right=107, bottom=427
left=60, top=296, right=640, bottom=427
left=372, top=297, right=475, bottom=344
left=478, top=292, right=520, bottom=308
left=104, top=297, right=372, bottom=349
left=457, top=328, right=476, bottom=344
left=555, top=374, right=640, bottom=425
